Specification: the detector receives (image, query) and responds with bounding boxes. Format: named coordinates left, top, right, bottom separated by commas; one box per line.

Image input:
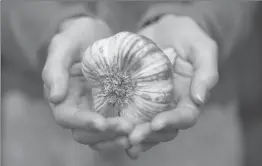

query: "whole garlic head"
left=81, top=32, right=174, bottom=124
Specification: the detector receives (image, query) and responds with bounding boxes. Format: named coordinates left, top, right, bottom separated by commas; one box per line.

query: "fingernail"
left=196, top=94, right=205, bottom=105
left=194, top=85, right=207, bottom=105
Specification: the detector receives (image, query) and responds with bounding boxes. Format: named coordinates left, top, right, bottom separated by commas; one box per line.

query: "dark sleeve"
left=2, top=1, right=94, bottom=69
left=138, top=2, right=257, bottom=58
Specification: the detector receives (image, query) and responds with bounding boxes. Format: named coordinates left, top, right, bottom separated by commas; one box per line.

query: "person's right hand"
left=42, top=17, right=134, bottom=151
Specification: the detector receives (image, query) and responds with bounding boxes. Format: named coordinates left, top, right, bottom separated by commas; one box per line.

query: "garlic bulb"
left=81, top=32, right=174, bottom=124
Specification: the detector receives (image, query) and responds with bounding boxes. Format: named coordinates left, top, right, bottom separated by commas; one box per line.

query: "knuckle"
left=51, top=34, right=65, bottom=45
left=189, top=110, right=199, bottom=126
left=49, top=35, right=60, bottom=50
left=207, top=40, right=218, bottom=56
left=207, top=71, right=219, bottom=81
left=208, top=39, right=218, bottom=52
left=182, top=108, right=200, bottom=129
left=212, top=71, right=219, bottom=83
left=197, top=39, right=218, bottom=56
left=180, top=16, right=196, bottom=25
left=198, top=70, right=219, bottom=89
left=194, top=37, right=218, bottom=56
left=41, top=67, right=49, bottom=83
left=52, top=109, right=67, bottom=127
left=50, top=34, right=72, bottom=50
left=205, top=71, right=219, bottom=88
left=53, top=115, right=64, bottom=127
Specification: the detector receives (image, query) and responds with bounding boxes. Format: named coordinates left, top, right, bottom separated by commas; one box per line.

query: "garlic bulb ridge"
left=81, top=31, right=174, bottom=124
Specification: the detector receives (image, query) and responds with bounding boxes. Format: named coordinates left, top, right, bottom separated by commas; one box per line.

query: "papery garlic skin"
left=82, top=32, right=174, bottom=124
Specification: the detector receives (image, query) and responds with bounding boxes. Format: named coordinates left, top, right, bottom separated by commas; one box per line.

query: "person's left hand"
left=126, top=48, right=195, bottom=159
left=126, top=15, right=219, bottom=159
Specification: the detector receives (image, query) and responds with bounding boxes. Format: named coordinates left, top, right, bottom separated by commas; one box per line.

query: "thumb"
left=190, top=69, right=218, bottom=105
left=43, top=18, right=112, bottom=104
left=42, top=65, right=69, bottom=104
left=42, top=33, right=78, bottom=104
left=190, top=42, right=219, bottom=105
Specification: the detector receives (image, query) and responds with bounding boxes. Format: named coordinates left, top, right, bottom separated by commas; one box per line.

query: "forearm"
left=139, top=2, right=257, bottom=59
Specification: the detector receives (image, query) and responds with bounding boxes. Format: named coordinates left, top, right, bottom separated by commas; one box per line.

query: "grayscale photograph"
left=1, top=1, right=262, bottom=166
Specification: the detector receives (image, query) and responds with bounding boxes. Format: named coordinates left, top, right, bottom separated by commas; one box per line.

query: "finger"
left=107, top=117, right=134, bottom=134
left=90, top=136, right=130, bottom=151
left=72, top=129, right=102, bottom=145
left=128, top=123, right=152, bottom=145
left=174, top=56, right=194, bottom=77
left=42, top=34, right=79, bottom=104
left=144, top=130, right=179, bottom=143
left=126, top=142, right=159, bottom=159
left=163, top=47, right=178, bottom=66
left=190, top=41, right=219, bottom=105
left=52, top=103, right=108, bottom=131
left=151, top=97, right=200, bottom=130
left=126, top=144, right=143, bottom=160
left=72, top=127, right=122, bottom=145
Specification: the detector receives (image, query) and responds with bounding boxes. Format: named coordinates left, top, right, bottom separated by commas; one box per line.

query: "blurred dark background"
left=1, top=1, right=262, bottom=166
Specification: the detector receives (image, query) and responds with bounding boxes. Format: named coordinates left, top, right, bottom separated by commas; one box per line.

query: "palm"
left=163, top=48, right=193, bottom=104
left=125, top=19, right=198, bottom=158
left=66, top=64, right=126, bottom=145
left=125, top=49, right=195, bottom=158
left=139, top=26, right=195, bottom=110
left=67, top=75, right=91, bottom=112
